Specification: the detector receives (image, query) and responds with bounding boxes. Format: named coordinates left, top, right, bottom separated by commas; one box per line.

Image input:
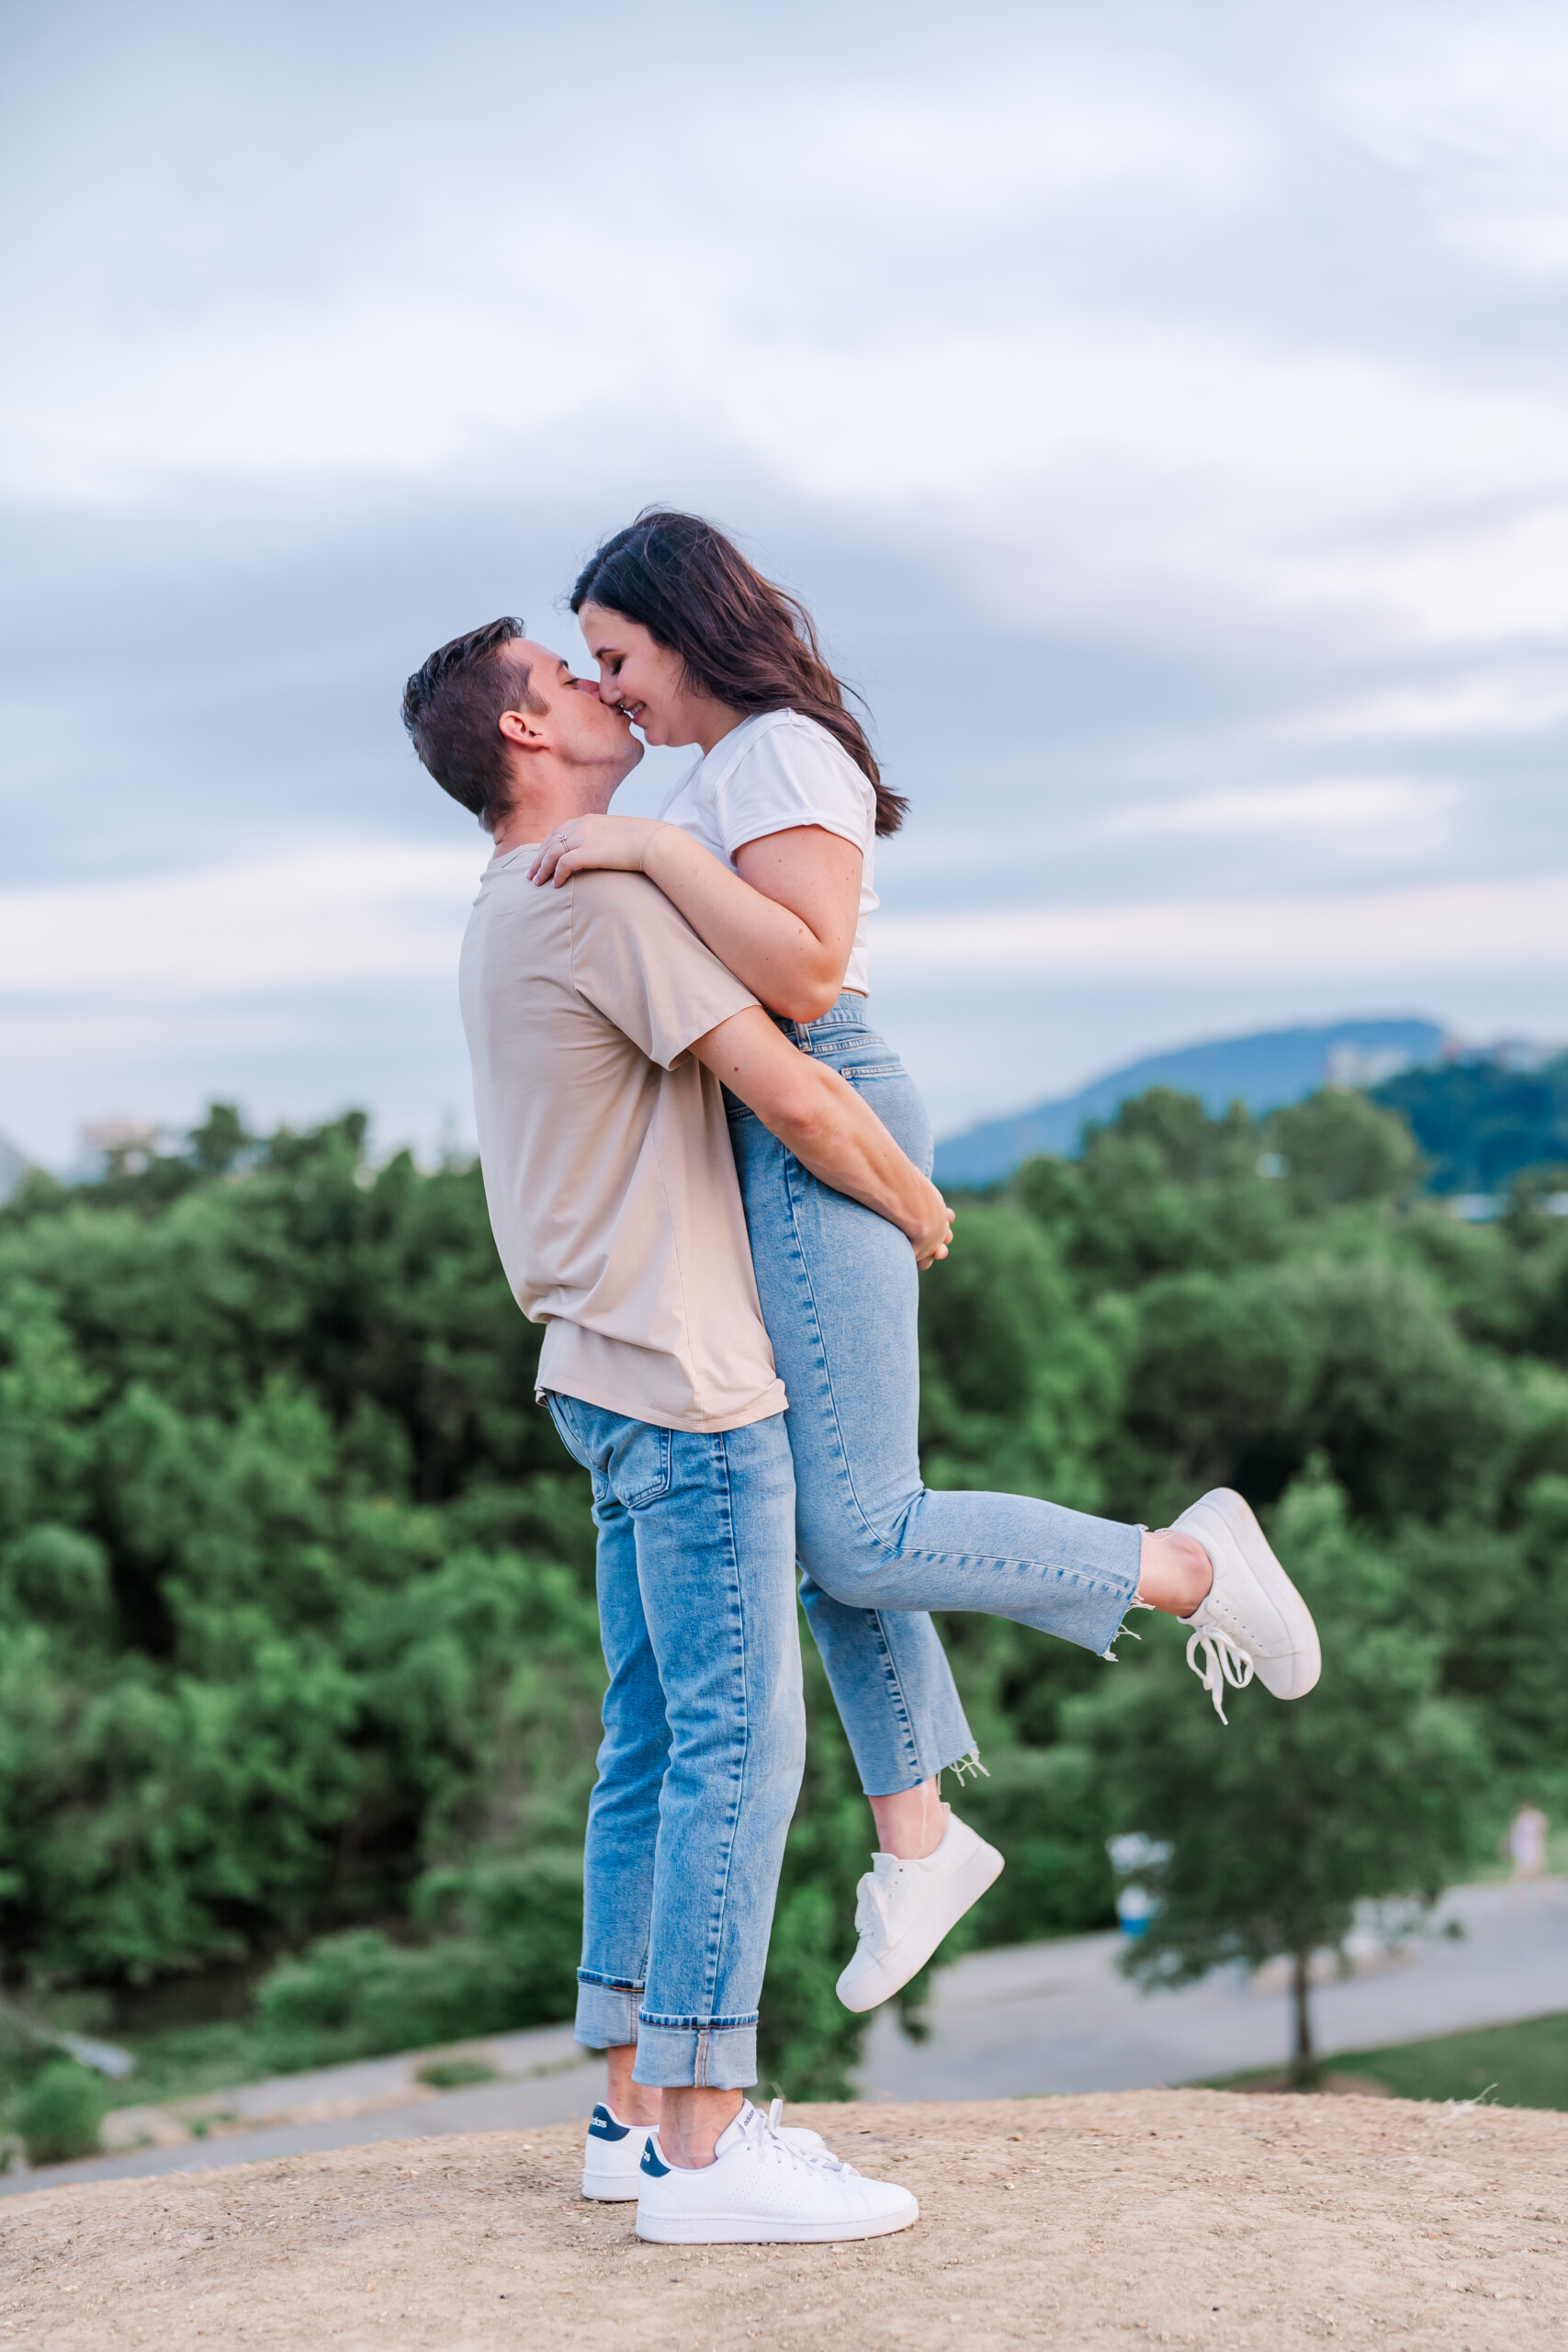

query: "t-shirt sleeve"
left=716, top=720, right=872, bottom=857
left=569, top=871, right=760, bottom=1069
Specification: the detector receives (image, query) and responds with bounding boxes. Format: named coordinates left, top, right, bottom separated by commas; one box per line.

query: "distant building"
left=1324, top=1042, right=1416, bottom=1090
left=73, top=1117, right=165, bottom=1181
left=1440, top=1036, right=1562, bottom=1074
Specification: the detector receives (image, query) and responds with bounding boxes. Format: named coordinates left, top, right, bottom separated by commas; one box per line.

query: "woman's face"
left=576, top=602, right=707, bottom=749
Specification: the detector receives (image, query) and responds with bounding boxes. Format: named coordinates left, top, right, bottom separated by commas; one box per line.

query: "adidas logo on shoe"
left=581, top=2103, right=653, bottom=2202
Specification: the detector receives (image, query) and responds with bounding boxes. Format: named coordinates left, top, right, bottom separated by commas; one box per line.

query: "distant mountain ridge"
left=931, top=1018, right=1447, bottom=1189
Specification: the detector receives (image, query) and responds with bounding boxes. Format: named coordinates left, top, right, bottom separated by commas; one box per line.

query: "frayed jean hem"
left=1079, top=1535, right=1145, bottom=1657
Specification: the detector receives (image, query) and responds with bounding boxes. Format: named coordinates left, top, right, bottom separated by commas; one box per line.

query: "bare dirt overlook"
left=4, top=2088, right=1565, bottom=2349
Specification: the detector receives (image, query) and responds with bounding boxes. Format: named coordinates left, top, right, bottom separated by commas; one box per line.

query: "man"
left=401, top=619, right=950, bottom=2244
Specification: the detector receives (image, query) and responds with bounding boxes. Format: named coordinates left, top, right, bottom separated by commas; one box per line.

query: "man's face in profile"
left=510, top=641, right=644, bottom=782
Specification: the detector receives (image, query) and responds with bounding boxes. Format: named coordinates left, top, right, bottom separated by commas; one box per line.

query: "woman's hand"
left=911, top=1185, right=955, bottom=1272
left=529, top=815, right=661, bottom=888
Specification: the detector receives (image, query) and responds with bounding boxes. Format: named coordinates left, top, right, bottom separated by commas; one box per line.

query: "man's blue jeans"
left=546, top=1391, right=807, bottom=2090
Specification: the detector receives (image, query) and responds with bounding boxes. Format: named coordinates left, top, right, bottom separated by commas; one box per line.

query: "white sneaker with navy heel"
left=635, top=2098, right=918, bottom=2244
left=582, top=2097, right=829, bottom=2201
left=581, top=2102, right=656, bottom=2201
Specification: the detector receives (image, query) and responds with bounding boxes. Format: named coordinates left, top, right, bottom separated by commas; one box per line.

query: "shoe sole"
left=636, top=2194, right=919, bottom=2245
left=1189, top=1487, right=1321, bottom=1701
left=581, top=2169, right=641, bottom=2201
left=835, top=1838, right=1005, bottom=2014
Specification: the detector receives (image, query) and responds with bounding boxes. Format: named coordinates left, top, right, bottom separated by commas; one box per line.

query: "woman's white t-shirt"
left=658, top=709, right=879, bottom=996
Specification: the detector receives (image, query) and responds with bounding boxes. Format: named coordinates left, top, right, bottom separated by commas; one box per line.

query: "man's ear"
left=499, top=707, right=548, bottom=753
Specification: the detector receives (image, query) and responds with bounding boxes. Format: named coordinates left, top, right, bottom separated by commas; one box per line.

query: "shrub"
left=415, top=2056, right=496, bottom=2087
left=252, top=1887, right=583, bottom=2074
left=415, top=1848, right=584, bottom=2024
left=255, top=1931, right=502, bottom=2070
left=15, top=2060, right=106, bottom=2165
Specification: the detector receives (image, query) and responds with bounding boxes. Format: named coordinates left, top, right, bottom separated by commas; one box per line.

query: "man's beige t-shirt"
left=459, top=847, right=787, bottom=1434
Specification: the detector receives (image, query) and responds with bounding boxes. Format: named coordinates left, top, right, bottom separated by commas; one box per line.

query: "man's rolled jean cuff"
left=632, top=2015, right=758, bottom=2090
left=575, top=1974, right=642, bottom=2053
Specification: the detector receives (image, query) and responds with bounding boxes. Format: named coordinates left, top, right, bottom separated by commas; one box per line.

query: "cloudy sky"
left=4, top=0, right=1567, bottom=1164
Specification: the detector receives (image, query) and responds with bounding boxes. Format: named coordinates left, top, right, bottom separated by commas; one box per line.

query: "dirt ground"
left=2, top=2089, right=1564, bottom=2350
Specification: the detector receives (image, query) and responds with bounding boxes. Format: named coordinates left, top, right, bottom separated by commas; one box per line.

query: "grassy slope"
left=1205, top=2010, right=1568, bottom=2110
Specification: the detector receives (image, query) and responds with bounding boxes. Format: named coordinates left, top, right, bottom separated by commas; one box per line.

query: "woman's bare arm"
left=529, top=817, right=860, bottom=1021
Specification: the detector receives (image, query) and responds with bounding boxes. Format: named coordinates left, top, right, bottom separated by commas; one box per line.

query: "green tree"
left=1279, top=1253, right=1525, bottom=1528
left=1266, top=1090, right=1419, bottom=1216
left=1372, top=1054, right=1568, bottom=1194
left=1019, top=1091, right=1287, bottom=1291
left=1114, top=1266, right=1313, bottom=1519
left=3, top=1080, right=1561, bottom=2107
left=918, top=1202, right=1122, bottom=1507
left=1069, top=1468, right=1489, bottom=2083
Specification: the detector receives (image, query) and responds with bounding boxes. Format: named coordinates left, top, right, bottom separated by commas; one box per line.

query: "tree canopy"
left=2, top=1084, right=1564, bottom=2094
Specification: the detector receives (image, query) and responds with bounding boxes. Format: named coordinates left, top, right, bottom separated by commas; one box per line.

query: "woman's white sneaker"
left=1171, top=1487, right=1322, bottom=1722
left=581, top=2098, right=826, bottom=2200
left=635, top=2100, right=918, bottom=2244
left=835, top=1812, right=1004, bottom=2014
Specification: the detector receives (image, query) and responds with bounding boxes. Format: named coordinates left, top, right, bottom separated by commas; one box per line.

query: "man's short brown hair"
left=401, top=617, right=544, bottom=831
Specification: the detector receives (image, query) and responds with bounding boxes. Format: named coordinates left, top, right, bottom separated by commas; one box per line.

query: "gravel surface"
left=3, top=2089, right=1565, bottom=2349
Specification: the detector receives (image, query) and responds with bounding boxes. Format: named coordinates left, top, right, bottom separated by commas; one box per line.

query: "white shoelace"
left=1184, top=1623, right=1255, bottom=1724
left=755, top=2100, right=852, bottom=2177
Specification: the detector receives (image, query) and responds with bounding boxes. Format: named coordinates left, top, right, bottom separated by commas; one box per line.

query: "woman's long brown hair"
left=570, top=510, right=907, bottom=836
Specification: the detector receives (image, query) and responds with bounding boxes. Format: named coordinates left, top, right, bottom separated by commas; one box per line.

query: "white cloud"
left=1291, top=664, right=1568, bottom=743
left=875, top=874, right=1568, bottom=982
left=7, top=0, right=1568, bottom=1155
left=1106, top=778, right=1458, bottom=849
left=1277, top=501, right=1568, bottom=649
left=1336, top=7, right=1568, bottom=280
left=0, top=842, right=482, bottom=1000
left=6, top=0, right=1567, bottom=685
left=6, top=842, right=1562, bottom=1026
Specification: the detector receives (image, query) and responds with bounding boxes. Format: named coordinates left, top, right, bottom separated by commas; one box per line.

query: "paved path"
left=861, top=1875, right=1568, bottom=2100
left=0, top=2025, right=604, bottom=2199
left=6, top=1876, right=1562, bottom=2197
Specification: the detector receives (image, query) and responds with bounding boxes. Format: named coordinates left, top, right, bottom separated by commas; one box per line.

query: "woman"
left=532, top=510, right=1321, bottom=2007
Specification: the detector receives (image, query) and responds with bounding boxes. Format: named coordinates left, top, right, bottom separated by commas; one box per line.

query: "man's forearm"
left=767, top=1062, right=936, bottom=1238
left=692, top=1009, right=942, bottom=1249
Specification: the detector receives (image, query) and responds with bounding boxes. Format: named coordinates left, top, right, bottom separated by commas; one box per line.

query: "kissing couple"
left=401, top=510, right=1320, bottom=2245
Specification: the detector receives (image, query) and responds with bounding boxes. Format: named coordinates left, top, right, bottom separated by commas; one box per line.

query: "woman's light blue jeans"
left=546, top=1391, right=805, bottom=2089
left=727, top=994, right=1143, bottom=1734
